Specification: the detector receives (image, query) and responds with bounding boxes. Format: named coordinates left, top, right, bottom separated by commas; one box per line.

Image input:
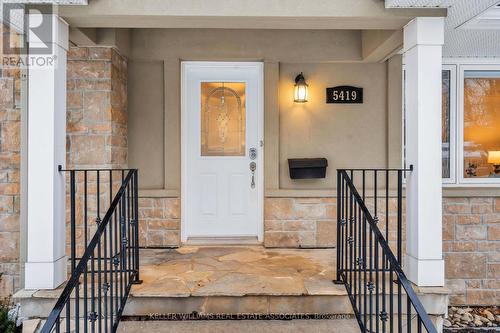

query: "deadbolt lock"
left=249, top=148, right=257, bottom=160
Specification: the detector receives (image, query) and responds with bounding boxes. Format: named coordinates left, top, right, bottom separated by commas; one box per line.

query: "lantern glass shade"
left=294, top=73, right=308, bottom=103
left=488, top=151, right=500, bottom=174
left=487, top=151, right=500, bottom=165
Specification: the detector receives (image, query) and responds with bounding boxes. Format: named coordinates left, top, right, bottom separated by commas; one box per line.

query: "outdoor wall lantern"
left=294, top=72, right=308, bottom=103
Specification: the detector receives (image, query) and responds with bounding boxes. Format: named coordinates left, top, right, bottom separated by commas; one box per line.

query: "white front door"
left=181, top=62, right=264, bottom=243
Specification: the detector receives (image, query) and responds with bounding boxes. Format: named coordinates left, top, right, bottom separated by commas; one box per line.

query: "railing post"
left=397, top=170, right=403, bottom=265
left=335, top=170, right=342, bottom=283
left=70, top=170, right=76, bottom=274
left=120, top=184, right=127, bottom=293
left=69, top=170, right=79, bottom=333
left=133, top=170, right=142, bottom=284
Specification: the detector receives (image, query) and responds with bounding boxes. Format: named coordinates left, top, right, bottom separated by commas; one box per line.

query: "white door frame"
left=180, top=61, right=264, bottom=243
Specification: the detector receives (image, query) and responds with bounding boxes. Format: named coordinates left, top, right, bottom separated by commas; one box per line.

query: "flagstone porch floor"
left=122, top=246, right=353, bottom=316
left=132, top=246, right=344, bottom=298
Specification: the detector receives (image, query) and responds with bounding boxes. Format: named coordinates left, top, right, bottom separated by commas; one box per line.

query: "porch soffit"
left=58, top=0, right=445, bottom=30
left=2, top=0, right=87, bottom=4
left=387, top=0, right=500, bottom=57
left=386, top=0, right=455, bottom=7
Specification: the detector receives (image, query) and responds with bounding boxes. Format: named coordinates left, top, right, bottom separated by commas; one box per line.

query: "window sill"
left=442, top=185, right=500, bottom=197
left=139, top=189, right=180, bottom=198
left=265, top=189, right=336, bottom=198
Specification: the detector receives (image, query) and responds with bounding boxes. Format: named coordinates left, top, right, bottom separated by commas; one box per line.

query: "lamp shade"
left=294, top=72, right=308, bottom=103
left=487, top=151, right=500, bottom=164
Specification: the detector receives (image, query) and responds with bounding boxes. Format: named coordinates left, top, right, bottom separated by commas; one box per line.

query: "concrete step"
left=14, top=284, right=448, bottom=320
left=15, top=291, right=353, bottom=319
left=15, top=286, right=447, bottom=333
left=22, top=318, right=42, bottom=333
left=117, top=319, right=361, bottom=333
left=123, top=294, right=353, bottom=317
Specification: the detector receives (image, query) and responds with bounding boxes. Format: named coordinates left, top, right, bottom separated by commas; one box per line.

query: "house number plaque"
left=326, top=86, right=363, bottom=104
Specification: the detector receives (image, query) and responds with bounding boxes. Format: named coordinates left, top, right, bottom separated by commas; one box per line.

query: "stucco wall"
left=278, top=63, right=388, bottom=189
left=127, top=29, right=394, bottom=194
left=125, top=28, right=395, bottom=251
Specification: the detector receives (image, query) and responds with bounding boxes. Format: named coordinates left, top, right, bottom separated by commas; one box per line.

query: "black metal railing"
left=336, top=167, right=438, bottom=333
left=337, top=168, right=411, bottom=264
left=41, top=168, right=141, bottom=333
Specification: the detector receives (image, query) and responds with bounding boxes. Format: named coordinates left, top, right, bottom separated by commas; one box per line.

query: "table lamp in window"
left=487, top=151, right=500, bottom=175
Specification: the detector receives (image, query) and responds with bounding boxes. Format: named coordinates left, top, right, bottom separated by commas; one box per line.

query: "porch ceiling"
left=386, top=0, right=455, bottom=7
left=59, top=0, right=445, bottom=30
left=387, top=0, right=500, bottom=57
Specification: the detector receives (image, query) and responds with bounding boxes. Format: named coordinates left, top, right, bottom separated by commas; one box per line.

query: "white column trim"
left=25, top=14, right=68, bottom=290
left=25, top=257, right=67, bottom=290
left=403, top=17, right=444, bottom=53
left=403, top=17, right=445, bottom=287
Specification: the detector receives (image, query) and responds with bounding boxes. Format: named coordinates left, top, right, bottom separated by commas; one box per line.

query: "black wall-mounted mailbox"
left=288, top=158, right=328, bottom=179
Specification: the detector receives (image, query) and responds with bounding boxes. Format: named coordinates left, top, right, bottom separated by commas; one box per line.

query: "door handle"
left=249, top=162, right=256, bottom=189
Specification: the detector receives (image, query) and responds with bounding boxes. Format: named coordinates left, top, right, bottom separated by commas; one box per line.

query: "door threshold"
left=185, top=236, right=261, bottom=246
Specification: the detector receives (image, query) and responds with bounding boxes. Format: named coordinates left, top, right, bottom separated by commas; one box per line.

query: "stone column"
left=24, top=15, right=68, bottom=289
left=403, top=17, right=445, bottom=286
left=66, top=47, right=127, bottom=169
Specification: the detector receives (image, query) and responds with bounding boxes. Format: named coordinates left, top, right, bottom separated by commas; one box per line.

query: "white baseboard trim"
left=184, top=236, right=261, bottom=246
left=25, top=255, right=67, bottom=290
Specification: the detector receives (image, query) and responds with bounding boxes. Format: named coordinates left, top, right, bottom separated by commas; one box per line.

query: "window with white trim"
left=442, top=66, right=456, bottom=183
left=404, top=63, right=500, bottom=186
left=458, top=65, right=500, bottom=184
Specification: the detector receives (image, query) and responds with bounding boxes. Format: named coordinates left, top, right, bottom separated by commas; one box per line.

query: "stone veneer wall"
left=264, top=197, right=404, bottom=252
left=66, top=47, right=128, bottom=257
left=0, top=24, right=22, bottom=298
left=137, top=197, right=339, bottom=249
left=66, top=46, right=183, bottom=249
left=443, top=197, right=500, bottom=305
left=264, top=198, right=337, bottom=248
left=138, top=197, right=180, bottom=247
left=138, top=196, right=404, bottom=250
left=67, top=47, right=127, bottom=169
